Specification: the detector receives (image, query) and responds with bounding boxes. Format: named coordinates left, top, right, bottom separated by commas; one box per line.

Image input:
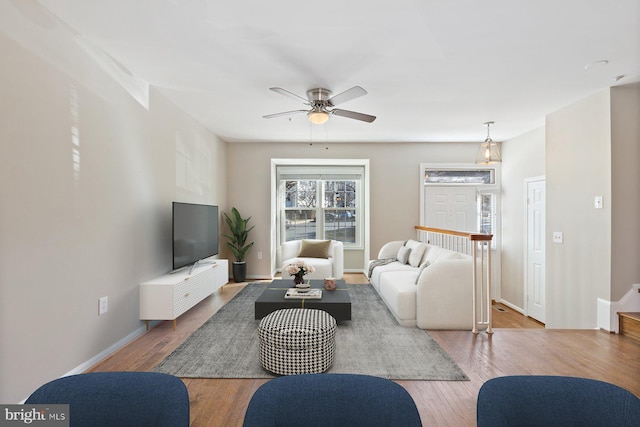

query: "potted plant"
left=223, top=207, right=254, bottom=282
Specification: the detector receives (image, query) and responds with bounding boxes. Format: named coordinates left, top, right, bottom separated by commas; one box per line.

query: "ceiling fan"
left=263, top=86, right=376, bottom=124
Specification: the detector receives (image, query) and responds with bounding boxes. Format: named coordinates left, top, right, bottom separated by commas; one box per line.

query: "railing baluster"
left=415, top=225, right=493, bottom=334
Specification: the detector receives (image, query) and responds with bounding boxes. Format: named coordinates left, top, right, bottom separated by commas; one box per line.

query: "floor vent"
left=493, top=306, right=507, bottom=312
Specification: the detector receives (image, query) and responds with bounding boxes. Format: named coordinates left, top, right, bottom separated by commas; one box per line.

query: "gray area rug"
left=154, top=283, right=468, bottom=381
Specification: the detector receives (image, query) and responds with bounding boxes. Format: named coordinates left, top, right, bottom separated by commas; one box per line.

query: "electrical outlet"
left=257, top=251, right=263, bottom=259
left=553, top=232, right=563, bottom=244
left=99, top=296, right=108, bottom=315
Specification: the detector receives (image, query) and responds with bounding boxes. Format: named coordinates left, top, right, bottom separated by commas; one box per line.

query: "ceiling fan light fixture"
left=475, top=121, right=502, bottom=164
left=265, top=86, right=375, bottom=124
left=308, top=110, right=330, bottom=125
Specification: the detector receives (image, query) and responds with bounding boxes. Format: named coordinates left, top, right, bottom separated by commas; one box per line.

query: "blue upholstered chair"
left=243, top=373, right=422, bottom=427
left=477, top=375, right=640, bottom=427
left=25, top=372, right=189, bottom=427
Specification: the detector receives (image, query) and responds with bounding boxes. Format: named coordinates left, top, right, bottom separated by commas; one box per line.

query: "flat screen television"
left=172, top=202, right=219, bottom=271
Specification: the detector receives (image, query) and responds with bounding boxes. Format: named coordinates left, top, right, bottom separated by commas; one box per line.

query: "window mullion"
left=317, top=180, right=325, bottom=238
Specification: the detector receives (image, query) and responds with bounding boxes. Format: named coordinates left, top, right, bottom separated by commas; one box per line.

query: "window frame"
left=278, top=174, right=363, bottom=249
left=282, top=178, right=361, bottom=245
left=271, top=159, right=370, bottom=276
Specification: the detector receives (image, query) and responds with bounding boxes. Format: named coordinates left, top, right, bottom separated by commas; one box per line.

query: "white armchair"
left=281, top=239, right=344, bottom=280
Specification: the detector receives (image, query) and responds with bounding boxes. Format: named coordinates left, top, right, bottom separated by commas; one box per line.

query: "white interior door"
left=526, top=178, right=546, bottom=323
left=424, top=186, right=477, bottom=231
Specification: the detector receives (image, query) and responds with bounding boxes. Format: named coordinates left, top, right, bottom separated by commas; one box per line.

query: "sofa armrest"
left=377, top=241, right=405, bottom=259
left=281, top=240, right=302, bottom=262
left=415, top=258, right=475, bottom=330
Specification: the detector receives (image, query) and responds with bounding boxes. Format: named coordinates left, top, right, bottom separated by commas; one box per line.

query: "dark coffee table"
left=254, top=279, right=351, bottom=321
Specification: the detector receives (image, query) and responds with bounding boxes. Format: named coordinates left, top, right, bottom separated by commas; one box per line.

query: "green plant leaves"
left=223, top=207, right=254, bottom=262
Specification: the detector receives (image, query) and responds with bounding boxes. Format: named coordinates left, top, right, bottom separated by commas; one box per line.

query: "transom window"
left=424, top=169, right=495, bottom=184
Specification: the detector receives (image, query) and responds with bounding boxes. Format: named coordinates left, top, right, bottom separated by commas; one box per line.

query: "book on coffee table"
left=285, top=288, right=322, bottom=299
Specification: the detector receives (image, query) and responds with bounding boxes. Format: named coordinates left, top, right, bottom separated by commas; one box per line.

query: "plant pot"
left=232, top=262, right=247, bottom=283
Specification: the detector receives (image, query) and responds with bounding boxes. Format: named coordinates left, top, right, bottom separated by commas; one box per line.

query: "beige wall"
left=610, top=83, right=640, bottom=301
left=0, top=29, right=227, bottom=402
left=500, top=84, right=640, bottom=324
left=226, top=141, right=479, bottom=278
left=545, top=90, right=612, bottom=329
left=3, top=0, right=636, bottom=405
left=500, top=127, right=545, bottom=309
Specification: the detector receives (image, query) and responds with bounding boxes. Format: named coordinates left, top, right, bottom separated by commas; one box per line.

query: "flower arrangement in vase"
left=283, top=261, right=315, bottom=286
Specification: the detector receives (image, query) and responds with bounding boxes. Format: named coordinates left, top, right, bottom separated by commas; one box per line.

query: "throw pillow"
left=407, top=243, right=427, bottom=267
left=396, top=246, right=411, bottom=264
left=298, top=239, right=331, bottom=258
left=415, top=261, right=430, bottom=284
left=404, top=239, right=421, bottom=248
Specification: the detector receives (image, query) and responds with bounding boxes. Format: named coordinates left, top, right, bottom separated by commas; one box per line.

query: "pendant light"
left=475, top=121, right=501, bottom=164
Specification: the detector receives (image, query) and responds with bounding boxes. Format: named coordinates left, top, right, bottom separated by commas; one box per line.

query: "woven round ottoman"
left=258, top=308, right=337, bottom=375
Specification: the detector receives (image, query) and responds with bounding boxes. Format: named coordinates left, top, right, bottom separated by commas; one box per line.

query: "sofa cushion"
left=396, top=246, right=411, bottom=264
left=405, top=240, right=427, bottom=267
left=378, top=271, right=418, bottom=322
left=298, top=239, right=331, bottom=258
left=424, top=245, right=461, bottom=264
left=368, top=261, right=416, bottom=291
left=424, top=245, right=444, bottom=264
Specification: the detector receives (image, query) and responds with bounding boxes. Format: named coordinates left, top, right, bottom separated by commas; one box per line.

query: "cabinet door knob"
left=184, top=293, right=190, bottom=298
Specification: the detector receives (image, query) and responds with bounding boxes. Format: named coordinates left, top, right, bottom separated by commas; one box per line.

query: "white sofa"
left=281, top=239, right=344, bottom=280
left=368, top=240, right=475, bottom=330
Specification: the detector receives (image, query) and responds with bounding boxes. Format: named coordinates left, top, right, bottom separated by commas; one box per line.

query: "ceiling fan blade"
left=269, top=87, right=310, bottom=104
left=332, top=109, right=376, bottom=123
left=327, top=86, right=367, bottom=106
left=263, top=110, right=308, bottom=119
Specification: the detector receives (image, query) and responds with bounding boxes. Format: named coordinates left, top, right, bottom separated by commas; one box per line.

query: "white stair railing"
left=415, top=226, right=493, bottom=334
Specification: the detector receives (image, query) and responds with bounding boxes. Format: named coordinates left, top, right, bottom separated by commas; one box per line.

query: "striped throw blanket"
left=367, top=258, right=396, bottom=278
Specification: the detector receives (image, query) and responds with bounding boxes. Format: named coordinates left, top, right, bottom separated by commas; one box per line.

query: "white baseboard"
left=63, top=322, right=154, bottom=377
left=597, top=283, right=640, bottom=333
left=19, top=322, right=154, bottom=403
left=498, top=299, right=524, bottom=314
left=597, top=298, right=614, bottom=333
left=243, top=275, right=274, bottom=281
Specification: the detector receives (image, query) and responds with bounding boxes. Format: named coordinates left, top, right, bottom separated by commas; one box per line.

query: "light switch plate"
left=99, top=296, right=108, bottom=315
left=594, top=196, right=603, bottom=209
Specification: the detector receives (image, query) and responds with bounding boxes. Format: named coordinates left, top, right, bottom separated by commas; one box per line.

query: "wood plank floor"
left=88, top=274, right=640, bottom=426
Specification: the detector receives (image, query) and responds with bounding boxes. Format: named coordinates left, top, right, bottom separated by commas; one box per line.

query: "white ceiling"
left=14, top=1, right=640, bottom=143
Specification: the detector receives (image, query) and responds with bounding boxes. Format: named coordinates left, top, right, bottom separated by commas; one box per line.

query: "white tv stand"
left=140, top=259, right=228, bottom=330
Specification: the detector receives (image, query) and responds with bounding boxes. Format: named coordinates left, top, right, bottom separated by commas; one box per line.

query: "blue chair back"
left=243, top=373, right=422, bottom=427
left=477, top=375, right=640, bottom=426
left=25, top=372, right=189, bottom=427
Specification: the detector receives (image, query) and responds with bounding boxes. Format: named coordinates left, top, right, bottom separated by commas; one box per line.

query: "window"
left=424, top=169, right=495, bottom=184
left=277, top=165, right=364, bottom=248
left=478, top=192, right=495, bottom=232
